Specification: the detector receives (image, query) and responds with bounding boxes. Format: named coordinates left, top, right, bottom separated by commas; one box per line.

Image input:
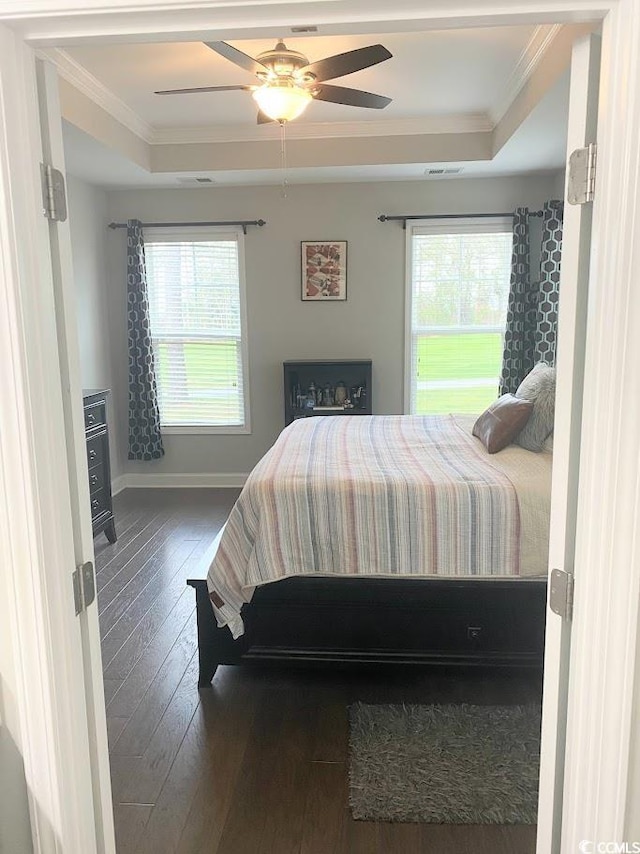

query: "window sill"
left=161, top=425, right=251, bottom=435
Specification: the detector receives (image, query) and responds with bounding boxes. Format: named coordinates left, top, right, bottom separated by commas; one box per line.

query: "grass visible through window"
left=154, top=340, right=242, bottom=425
left=415, top=332, right=502, bottom=414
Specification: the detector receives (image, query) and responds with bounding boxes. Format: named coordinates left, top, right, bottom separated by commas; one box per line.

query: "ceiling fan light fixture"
left=252, top=82, right=312, bottom=122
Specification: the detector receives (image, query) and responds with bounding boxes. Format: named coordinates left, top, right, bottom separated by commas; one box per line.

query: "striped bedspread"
left=207, top=415, right=551, bottom=638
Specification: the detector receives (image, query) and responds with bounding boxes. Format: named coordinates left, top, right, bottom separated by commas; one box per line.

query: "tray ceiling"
left=53, top=23, right=577, bottom=186
left=63, top=27, right=538, bottom=129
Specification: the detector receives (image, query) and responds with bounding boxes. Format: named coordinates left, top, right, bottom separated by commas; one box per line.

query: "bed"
left=188, top=413, right=551, bottom=686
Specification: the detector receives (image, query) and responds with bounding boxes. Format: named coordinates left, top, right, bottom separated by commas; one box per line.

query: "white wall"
left=67, top=175, right=122, bottom=480
left=105, top=174, right=558, bottom=479
left=554, top=169, right=567, bottom=198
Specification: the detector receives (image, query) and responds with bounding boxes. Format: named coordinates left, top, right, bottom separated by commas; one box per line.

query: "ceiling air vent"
left=291, top=25, right=318, bottom=33
left=177, top=177, right=216, bottom=185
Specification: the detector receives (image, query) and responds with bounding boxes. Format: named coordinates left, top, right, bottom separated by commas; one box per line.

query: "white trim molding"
left=560, top=1, right=640, bottom=849
left=489, top=23, right=562, bottom=125
left=0, top=25, right=102, bottom=853
left=110, top=474, right=128, bottom=496
left=38, top=47, right=154, bottom=141
left=0, top=1, right=605, bottom=46
left=32, top=24, right=563, bottom=156
left=117, top=472, right=249, bottom=489
left=151, top=113, right=493, bottom=145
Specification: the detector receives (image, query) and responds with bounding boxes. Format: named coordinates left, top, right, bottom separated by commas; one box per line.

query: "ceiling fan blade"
left=299, top=44, right=392, bottom=83
left=313, top=84, right=391, bottom=109
left=204, top=41, right=268, bottom=75
left=257, top=110, right=276, bottom=124
left=155, top=85, right=253, bottom=95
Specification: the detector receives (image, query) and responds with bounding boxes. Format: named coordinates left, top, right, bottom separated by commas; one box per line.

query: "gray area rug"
left=348, top=702, right=541, bottom=824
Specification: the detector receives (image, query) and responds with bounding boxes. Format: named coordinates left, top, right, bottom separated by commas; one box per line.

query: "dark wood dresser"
left=83, top=390, right=116, bottom=544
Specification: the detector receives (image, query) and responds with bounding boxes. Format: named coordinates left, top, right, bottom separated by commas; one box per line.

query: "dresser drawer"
left=86, top=434, right=106, bottom=467
left=88, top=464, right=106, bottom=495
left=84, top=402, right=106, bottom=432
left=89, top=489, right=109, bottom=521
left=83, top=390, right=116, bottom=543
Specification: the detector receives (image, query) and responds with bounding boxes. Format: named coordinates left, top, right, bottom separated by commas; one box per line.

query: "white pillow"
left=514, top=363, right=556, bottom=452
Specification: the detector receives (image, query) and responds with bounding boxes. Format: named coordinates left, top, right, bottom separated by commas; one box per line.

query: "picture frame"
left=301, top=240, right=348, bottom=301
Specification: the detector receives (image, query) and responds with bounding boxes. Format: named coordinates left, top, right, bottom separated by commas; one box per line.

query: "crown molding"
left=489, top=23, right=562, bottom=125
left=150, top=113, right=493, bottom=145
left=41, top=45, right=493, bottom=149
left=41, top=26, right=558, bottom=153
left=38, top=47, right=154, bottom=143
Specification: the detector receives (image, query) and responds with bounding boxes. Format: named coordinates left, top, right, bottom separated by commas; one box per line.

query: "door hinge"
left=73, top=561, right=96, bottom=615
left=567, top=143, right=597, bottom=205
left=40, top=162, right=67, bottom=222
left=549, top=568, right=574, bottom=620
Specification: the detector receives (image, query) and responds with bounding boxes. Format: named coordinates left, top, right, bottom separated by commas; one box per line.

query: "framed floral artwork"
left=301, top=240, right=347, bottom=300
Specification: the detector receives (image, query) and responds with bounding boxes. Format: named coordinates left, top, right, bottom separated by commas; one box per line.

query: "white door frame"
left=536, top=31, right=601, bottom=854
left=0, top=25, right=104, bottom=854
left=36, top=56, right=117, bottom=854
left=1, top=1, right=640, bottom=852
left=560, top=3, right=640, bottom=846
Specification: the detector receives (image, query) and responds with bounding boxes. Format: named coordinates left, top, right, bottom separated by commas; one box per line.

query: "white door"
left=36, top=55, right=115, bottom=852
left=36, top=57, right=117, bottom=854
left=0, top=26, right=114, bottom=854
left=536, top=32, right=600, bottom=854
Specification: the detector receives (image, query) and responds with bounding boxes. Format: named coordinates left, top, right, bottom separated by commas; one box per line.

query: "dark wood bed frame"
left=187, top=576, right=547, bottom=687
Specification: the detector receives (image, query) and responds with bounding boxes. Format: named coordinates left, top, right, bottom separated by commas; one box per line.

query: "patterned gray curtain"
left=499, top=208, right=536, bottom=394
left=127, top=219, right=165, bottom=460
left=534, top=200, right=564, bottom=364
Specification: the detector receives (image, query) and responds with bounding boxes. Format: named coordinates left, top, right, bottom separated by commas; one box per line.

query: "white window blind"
left=144, top=228, right=249, bottom=431
left=407, top=219, right=512, bottom=415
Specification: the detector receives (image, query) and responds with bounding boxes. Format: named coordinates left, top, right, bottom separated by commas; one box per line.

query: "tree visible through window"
left=408, top=220, right=512, bottom=414
left=145, top=229, right=249, bottom=430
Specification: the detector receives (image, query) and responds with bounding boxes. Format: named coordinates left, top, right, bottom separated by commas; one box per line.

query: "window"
left=406, top=218, right=512, bottom=415
left=145, top=227, right=249, bottom=432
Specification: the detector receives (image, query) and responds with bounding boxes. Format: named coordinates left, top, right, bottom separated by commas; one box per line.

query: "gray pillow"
left=514, top=362, right=556, bottom=452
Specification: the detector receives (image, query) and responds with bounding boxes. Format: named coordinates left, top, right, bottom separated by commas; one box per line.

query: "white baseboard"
left=111, top=474, right=128, bottom=496
left=112, top=472, right=248, bottom=492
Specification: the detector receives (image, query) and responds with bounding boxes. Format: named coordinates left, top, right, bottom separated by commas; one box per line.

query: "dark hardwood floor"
left=97, top=488, right=541, bottom=854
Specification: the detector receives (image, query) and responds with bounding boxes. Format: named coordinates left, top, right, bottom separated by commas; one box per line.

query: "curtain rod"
left=108, top=219, right=266, bottom=235
left=378, top=211, right=544, bottom=228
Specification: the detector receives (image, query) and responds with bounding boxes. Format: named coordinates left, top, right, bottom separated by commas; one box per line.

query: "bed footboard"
left=187, top=577, right=547, bottom=687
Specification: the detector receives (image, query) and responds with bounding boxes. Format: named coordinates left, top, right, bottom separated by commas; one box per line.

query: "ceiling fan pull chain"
left=280, top=120, right=289, bottom=199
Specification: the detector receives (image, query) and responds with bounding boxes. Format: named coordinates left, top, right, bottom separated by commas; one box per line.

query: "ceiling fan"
left=155, top=40, right=393, bottom=123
